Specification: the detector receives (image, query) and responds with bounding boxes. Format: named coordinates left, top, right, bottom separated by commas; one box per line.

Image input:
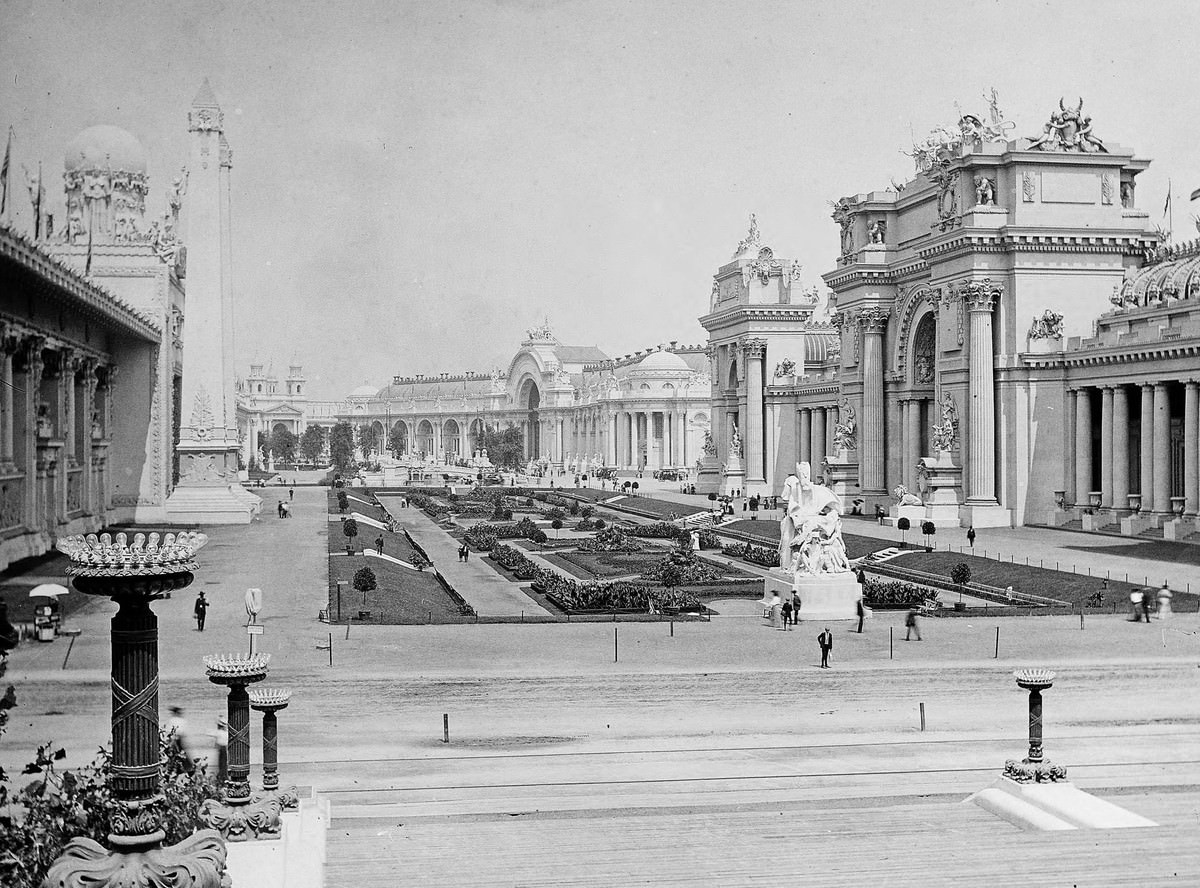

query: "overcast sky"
left=2, top=0, right=1198, bottom=399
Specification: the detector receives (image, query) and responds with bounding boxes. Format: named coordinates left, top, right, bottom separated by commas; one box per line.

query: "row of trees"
left=253, top=425, right=328, bottom=467
left=323, top=421, right=529, bottom=472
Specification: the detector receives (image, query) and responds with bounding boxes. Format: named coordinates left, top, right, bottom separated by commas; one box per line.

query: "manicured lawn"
left=892, top=550, right=1198, bottom=609
left=328, top=554, right=461, bottom=624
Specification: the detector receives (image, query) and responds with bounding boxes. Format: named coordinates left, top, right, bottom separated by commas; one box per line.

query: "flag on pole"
left=1163, top=180, right=1172, bottom=218
left=1191, top=187, right=1200, bottom=203
left=84, top=215, right=93, bottom=276
left=33, top=161, right=44, bottom=240
left=0, top=127, right=11, bottom=218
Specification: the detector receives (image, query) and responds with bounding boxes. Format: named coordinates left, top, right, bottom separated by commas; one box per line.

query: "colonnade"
left=608, top=408, right=690, bottom=470
left=796, top=404, right=839, bottom=473
left=1, top=332, right=111, bottom=533
left=1066, top=380, right=1198, bottom=516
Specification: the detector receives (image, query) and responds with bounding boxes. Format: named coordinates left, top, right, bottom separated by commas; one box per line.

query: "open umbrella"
left=29, top=583, right=69, bottom=598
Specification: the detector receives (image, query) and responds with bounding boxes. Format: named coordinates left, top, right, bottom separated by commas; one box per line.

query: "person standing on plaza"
left=768, top=592, right=783, bottom=629
left=193, top=591, right=208, bottom=631
left=967, top=526, right=976, bottom=548
left=791, top=591, right=801, bottom=625
left=1156, top=583, right=1173, bottom=619
left=817, top=627, right=833, bottom=668
left=375, top=534, right=384, bottom=555
left=166, top=706, right=195, bottom=774
left=856, top=597, right=866, bottom=634
left=1141, top=588, right=1153, bottom=622
left=289, top=486, right=294, bottom=501
left=905, top=607, right=921, bottom=641
left=781, top=597, right=793, bottom=630
left=276, top=500, right=284, bottom=518
left=214, top=717, right=228, bottom=784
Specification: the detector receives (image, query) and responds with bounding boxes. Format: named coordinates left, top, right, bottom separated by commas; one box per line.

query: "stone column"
left=555, top=418, right=564, bottom=463
left=798, top=408, right=811, bottom=465
left=961, top=280, right=1001, bottom=504
left=1140, top=384, right=1154, bottom=510
left=676, top=410, right=686, bottom=465
left=1075, top=387, right=1092, bottom=507
left=858, top=309, right=888, bottom=493
left=905, top=398, right=921, bottom=491
left=1100, top=387, right=1114, bottom=509
left=1064, top=389, right=1077, bottom=506
left=811, top=407, right=826, bottom=469
left=826, top=405, right=839, bottom=458
left=1185, top=381, right=1199, bottom=517
left=608, top=413, right=617, bottom=466
left=1112, top=385, right=1130, bottom=509
left=743, top=339, right=767, bottom=484
left=1153, top=382, right=1171, bottom=516
left=0, top=334, right=15, bottom=464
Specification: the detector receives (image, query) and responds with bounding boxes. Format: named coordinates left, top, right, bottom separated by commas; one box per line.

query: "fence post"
left=919, top=702, right=926, bottom=732
left=614, top=626, right=618, bottom=662
left=994, top=626, right=1000, bottom=659
left=889, top=626, right=893, bottom=660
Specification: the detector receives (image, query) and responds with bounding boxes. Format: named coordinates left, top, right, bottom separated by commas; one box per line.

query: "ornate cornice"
left=1024, top=338, right=1200, bottom=370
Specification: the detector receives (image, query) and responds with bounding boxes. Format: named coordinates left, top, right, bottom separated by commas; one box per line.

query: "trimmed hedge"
left=577, top=526, right=642, bottom=553
left=863, top=578, right=939, bottom=608
left=722, top=541, right=780, bottom=568
left=628, top=521, right=683, bottom=539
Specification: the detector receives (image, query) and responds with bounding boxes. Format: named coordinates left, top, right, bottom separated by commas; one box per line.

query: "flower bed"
left=721, top=541, right=780, bottom=568
left=628, top=521, right=683, bottom=539
left=576, top=526, right=642, bottom=553
left=640, top=549, right=723, bottom=584
left=862, top=578, right=938, bottom=609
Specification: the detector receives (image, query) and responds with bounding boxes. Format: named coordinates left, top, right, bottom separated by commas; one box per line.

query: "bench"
left=357, top=610, right=372, bottom=621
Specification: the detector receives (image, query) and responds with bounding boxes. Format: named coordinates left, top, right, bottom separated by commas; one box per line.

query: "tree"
left=551, top=517, right=563, bottom=539
left=342, top=517, right=359, bottom=554
left=897, top=516, right=910, bottom=548
left=387, top=426, right=406, bottom=457
left=921, top=520, right=936, bottom=551
left=269, top=427, right=298, bottom=466
left=353, top=565, right=377, bottom=605
left=357, top=424, right=379, bottom=459
left=300, top=425, right=326, bottom=465
left=950, top=562, right=972, bottom=605
left=336, top=490, right=349, bottom=514
left=329, top=422, right=356, bottom=471
left=477, top=426, right=524, bottom=469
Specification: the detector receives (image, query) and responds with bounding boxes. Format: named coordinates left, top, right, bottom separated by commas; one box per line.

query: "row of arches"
left=356, top=417, right=491, bottom=458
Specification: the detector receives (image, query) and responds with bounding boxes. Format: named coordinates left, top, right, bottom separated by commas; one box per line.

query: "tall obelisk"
left=165, top=80, right=257, bottom=522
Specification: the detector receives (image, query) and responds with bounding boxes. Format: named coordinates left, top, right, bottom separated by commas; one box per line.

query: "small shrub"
left=353, top=566, right=377, bottom=595
left=950, top=563, right=972, bottom=587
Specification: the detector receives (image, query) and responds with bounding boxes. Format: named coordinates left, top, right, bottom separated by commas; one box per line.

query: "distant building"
left=334, top=322, right=711, bottom=471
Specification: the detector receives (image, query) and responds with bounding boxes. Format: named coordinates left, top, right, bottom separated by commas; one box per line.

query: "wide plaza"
left=3, top=484, right=1198, bottom=886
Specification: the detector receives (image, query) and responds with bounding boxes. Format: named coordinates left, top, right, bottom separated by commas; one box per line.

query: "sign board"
left=247, top=624, right=264, bottom=636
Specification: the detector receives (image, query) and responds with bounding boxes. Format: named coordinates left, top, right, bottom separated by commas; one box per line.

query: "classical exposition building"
left=705, top=96, right=1199, bottom=532
left=0, top=224, right=162, bottom=570
left=337, top=324, right=711, bottom=471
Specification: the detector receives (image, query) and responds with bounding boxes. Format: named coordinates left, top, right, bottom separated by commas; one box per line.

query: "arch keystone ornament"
left=42, top=531, right=231, bottom=888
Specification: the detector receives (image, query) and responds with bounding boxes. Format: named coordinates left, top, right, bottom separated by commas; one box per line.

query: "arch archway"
left=727, top=358, right=738, bottom=389
left=911, top=313, right=936, bottom=387
left=416, top=419, right=435, bottom=458
left=443, top=419, right=462, bottom=460
left=519, top=378, right=541, bottom=459
left=469, top=418, right=485, bottom=453
left=390, top=420, right=408, bottom=456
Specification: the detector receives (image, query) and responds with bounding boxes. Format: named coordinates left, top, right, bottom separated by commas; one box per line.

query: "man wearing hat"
left=193, top=591, right=208, bottom=631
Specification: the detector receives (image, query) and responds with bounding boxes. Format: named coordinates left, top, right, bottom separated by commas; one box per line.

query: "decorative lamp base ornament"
left=198, top=793, right=284, bottom=842
left=39, top=829, right=231, bottom=888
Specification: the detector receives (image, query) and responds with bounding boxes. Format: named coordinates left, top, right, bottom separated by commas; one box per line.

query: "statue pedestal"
left=166, top=444, right=259, bottom=524
left=695, top=456, right=722, bottom=496
left=917, top=452, right=963, bottom=527
left=883, top=504, right=925, bottom=527
left=721, top=454, right=746, bottom=497
left=821, top=450, right=859, bottom=511
left=763, top=570, right=859, bottom=622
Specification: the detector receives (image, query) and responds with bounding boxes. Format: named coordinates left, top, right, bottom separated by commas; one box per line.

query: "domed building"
left=329, top=322, right=711, bottom=471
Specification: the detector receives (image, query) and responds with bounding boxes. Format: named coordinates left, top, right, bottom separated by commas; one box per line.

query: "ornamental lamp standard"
left=1003, top=668, right=1068, bottom=784
left=249, top=688, right=299, bottom=809
left=43, top=531, right=229, bottom=888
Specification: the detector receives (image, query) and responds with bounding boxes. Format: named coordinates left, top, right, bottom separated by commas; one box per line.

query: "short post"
left=337, top=580, right=347, bottom=623
left=1080, top=611, right=1085, bottom=630
left=328, top=633, right=333, bottom=667
left=670, top=619, right=674, bottom=637
left=443, top=713, right=450, bottom=743
left=889, top=626, right=893, bottom=660
left=614, top=626, right=618, bottom=662
left=919, top=702, right=925, bottom=731
left=994, top=626, right=1000, bottom=659
left=249, top=688, right=292, bottom=795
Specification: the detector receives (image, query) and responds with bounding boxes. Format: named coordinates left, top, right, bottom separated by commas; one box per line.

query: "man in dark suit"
left=817, top=627, right=833, bottom=668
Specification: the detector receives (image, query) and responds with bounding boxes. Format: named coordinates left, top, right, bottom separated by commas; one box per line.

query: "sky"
left=2, top=0, right=1198, bottom=399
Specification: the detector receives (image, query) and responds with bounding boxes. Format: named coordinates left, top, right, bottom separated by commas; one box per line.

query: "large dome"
left=65, top=125, right=147, bottom=174
left=633, top=350, right=690, bottom=374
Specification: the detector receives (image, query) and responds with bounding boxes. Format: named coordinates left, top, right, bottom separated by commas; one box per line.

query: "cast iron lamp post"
left=198, top=653, right=285, bottom=840
left=41, top=532, right=229, bottom=888
left=1003, top=668, right=1068, bottom=783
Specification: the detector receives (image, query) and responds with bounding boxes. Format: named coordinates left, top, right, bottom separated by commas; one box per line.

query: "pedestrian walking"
left=769, top=592, right=783, bottom=629
left=791, top=591, right=801, bottom=625
left=1156, top=583, right=1173, bottom=620
left=781, top=598, right=793, bottom=629
left=281, top=501, right=291, bottom=518
left=905, top=607, right=921, bottom=641
left=1141, top=588, right=1152, bottom=622
left=375, top=534, right=384, bottom=555
left=166, top=706, right=195, bottom=774
left=856, top=597, right=866, bottom=634
left=1129, top=588, right=1144, bottom=622
left=193, top=591, right=208, bottom=631
left=276, top=500, right=284, bottom=518
left=462, top=545, right=470, bottom=561
left=214, top=717, right=228, bottom=784
left=817, top=627, right=833, bottom=668
left=966, top=526, right=976, bottom=547
left=289, top=487, right=294, bottom=501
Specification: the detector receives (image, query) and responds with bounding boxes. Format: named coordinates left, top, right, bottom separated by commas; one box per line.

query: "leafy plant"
left=342, top=517, right=359, bottom=552
left=353, top=566, right=377, bottom=599
left=950, top=563, right=972, bottom=586
left=897, top=516, right=910, bottom=547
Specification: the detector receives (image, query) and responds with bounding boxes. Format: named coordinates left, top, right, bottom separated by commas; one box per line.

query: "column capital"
left=740, top=338, right=768, bottom=360
left=952, top=277, right=1003, bottom=312
left=857, top=305, right=889, bottom=333
left=1187, top=380, right=1200, bottom=391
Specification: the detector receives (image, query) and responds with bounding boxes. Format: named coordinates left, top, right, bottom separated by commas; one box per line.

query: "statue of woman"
left=777, top=461, right=851, bottom=576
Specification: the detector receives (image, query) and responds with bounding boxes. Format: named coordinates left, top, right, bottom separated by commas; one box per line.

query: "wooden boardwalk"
left=323, top=744, right=1200, bottom=887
